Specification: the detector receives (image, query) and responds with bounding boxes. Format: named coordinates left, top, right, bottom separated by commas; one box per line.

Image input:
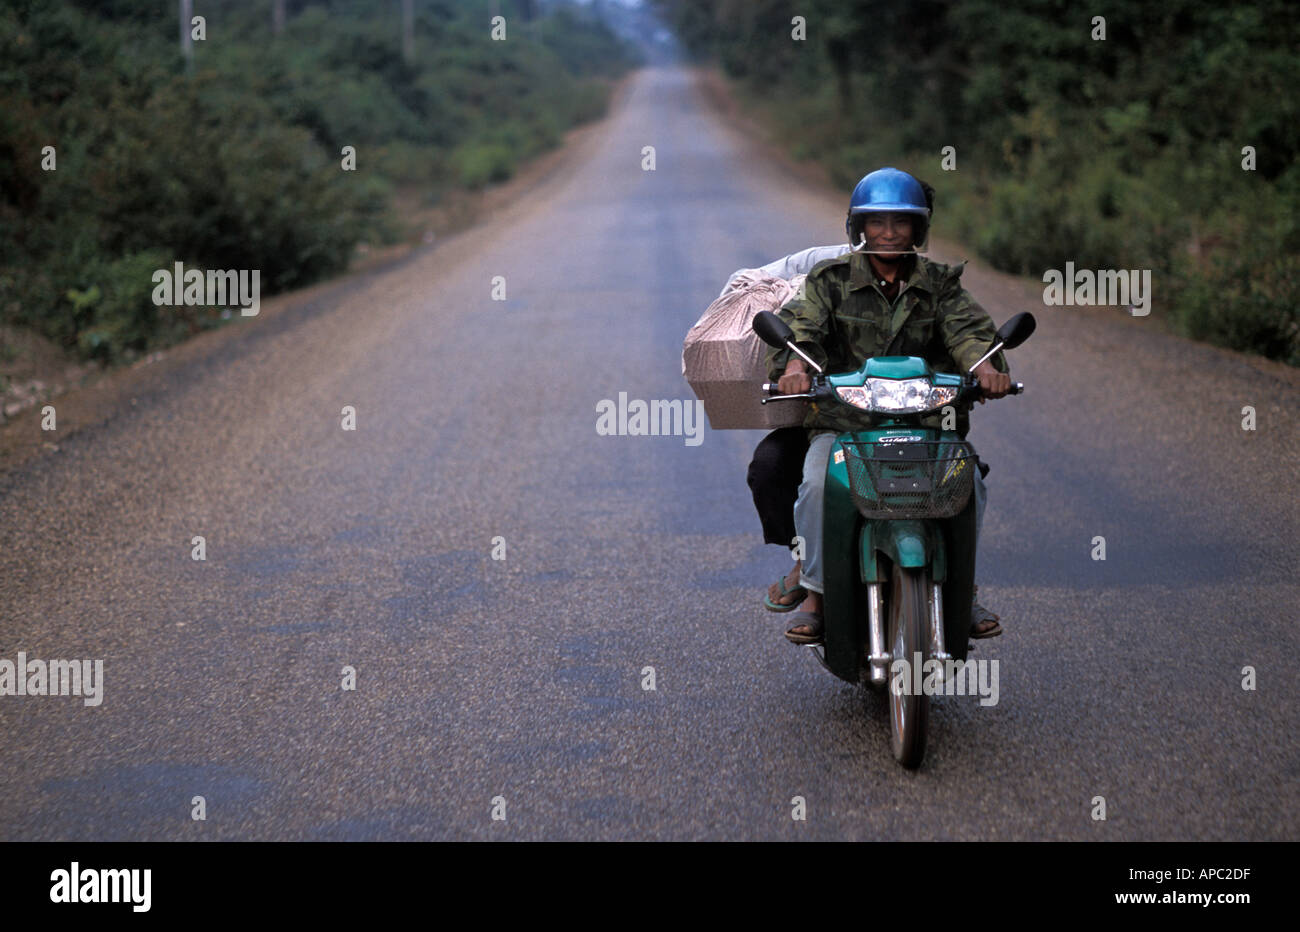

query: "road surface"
left=1, top=66, right=1296, bottom=840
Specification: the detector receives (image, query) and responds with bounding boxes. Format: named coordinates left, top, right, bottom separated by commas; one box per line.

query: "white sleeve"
left=761, top=244, right=853, bottom=279
left=717, top=244, right=851, bottom=298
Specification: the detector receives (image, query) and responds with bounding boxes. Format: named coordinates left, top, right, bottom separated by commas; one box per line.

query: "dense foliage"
left=657, top=0, right=1299, bottom=364
left=0, top=0, right=634, bottom=362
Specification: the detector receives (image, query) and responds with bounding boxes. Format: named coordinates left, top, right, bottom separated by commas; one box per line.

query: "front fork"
left=929, top=584, right=951, bottom=664
left=866, top=583, right=888, bottom=685
left=865, top=580, right=952, bottom=686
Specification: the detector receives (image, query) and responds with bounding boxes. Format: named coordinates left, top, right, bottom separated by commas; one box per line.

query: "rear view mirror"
left=752, top=311, right=795, bottom=348
left=996, top=312, right=1036, bottom=350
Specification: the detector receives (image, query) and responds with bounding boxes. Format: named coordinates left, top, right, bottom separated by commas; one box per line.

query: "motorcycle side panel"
left=939, top=488, right=977, bottom=664
left=821, top=437, right=865, bottom=684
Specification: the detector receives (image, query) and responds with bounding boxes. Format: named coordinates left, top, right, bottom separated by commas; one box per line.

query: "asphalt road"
left=1, top=66, right=1297, bottom=841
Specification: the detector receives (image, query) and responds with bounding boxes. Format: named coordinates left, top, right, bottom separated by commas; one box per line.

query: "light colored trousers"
left=795, top=431, right=986, bottom=594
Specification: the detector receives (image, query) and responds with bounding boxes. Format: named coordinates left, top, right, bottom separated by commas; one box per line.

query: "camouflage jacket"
left=765, top=252, right=1008, bottom=436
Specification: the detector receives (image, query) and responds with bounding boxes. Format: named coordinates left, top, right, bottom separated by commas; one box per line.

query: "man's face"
left=861, top=212, right=915, bottom=261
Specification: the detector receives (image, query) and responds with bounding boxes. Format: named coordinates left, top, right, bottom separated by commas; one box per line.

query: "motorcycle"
left=752, top=309, right=1035, bottom=768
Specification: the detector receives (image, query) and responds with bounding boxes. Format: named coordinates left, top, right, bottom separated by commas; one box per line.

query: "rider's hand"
left=972, top=360, right=1011, bottom=403
left=778, top=359, right=812, bottom=395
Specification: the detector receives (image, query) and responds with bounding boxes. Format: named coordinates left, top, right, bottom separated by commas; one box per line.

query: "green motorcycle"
left=753, top=310, right=1035, bottom=768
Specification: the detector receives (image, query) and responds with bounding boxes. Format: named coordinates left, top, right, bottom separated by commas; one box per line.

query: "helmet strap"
left=848, top=232, right=925, bottom=256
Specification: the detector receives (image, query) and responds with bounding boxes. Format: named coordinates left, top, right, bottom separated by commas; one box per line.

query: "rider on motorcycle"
left=763, top=167, right=1011, bottom=644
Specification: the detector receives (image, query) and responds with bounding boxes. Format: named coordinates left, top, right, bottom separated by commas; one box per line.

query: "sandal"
left=969, top=585, right=1003, bottom=639
left=784, top=612, right=824, bottom=645
left=764, top=572, right=807, bottom=613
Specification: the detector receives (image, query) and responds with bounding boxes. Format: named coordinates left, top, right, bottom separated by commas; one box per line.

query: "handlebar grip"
left=762, top=382, right=781, bottom=395
left=962, top=378, right=1024, bottom=400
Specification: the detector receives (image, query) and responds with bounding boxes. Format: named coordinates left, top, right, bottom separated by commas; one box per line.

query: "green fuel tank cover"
left=829, top=356, right=932, bottom=387
left=863, top=356, right=930, bottom=379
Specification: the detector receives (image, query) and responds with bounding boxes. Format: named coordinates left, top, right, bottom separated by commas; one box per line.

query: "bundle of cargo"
left=682, top=269, right=809, bottom=430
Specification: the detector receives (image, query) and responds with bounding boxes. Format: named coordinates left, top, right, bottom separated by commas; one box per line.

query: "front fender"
left=860, top=519, right=946, bottom=583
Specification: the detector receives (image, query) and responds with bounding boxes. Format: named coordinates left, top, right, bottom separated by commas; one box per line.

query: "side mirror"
left=752, top=311, right=795, bottom=348
left=996, top=312, right=1036, bottom=350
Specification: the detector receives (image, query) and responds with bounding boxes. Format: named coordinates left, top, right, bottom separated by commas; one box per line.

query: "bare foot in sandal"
left=785, top=591, right=823, bottom=642
left=764, top=561, right=807, bottom=612
left=970, top=585, right=1003, bottom=638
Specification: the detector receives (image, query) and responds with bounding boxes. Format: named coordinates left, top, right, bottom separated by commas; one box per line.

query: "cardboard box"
left=682, top=271, right=808, bottom=430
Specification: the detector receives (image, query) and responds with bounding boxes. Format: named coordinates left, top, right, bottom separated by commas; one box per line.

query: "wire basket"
left=841, top=440, right=976, bottom=520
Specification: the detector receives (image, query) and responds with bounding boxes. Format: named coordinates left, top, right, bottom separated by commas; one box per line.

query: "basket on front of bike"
left=842, top=440, right=976, bottom=520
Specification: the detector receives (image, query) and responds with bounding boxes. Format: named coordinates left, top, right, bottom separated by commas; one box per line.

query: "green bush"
left=1, top=0, right=635, bottom=362
left=1175, top=251, right=1300, bottom=365
left=450, top=143, right=516, bottom=190
left=68, top=249, right=171, bottom=363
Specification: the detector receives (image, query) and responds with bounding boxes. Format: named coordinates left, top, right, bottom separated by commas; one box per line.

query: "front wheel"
left=887, top=563, right=930, bottom=768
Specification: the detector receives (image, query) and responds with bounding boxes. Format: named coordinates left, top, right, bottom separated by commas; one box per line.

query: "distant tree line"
left=657, top=0, right=1299, bottom=364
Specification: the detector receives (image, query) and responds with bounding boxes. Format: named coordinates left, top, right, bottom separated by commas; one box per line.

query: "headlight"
left=836, top=379, right=958, bottom=414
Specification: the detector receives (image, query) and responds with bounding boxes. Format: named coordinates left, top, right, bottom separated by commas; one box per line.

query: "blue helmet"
left=845, top=167, right=933, bottom=250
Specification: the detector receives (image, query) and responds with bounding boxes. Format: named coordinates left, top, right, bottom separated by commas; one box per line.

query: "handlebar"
left=760, top=378, right=1025, bottom=405
left=960, top=375, right=1024, bottom=402
left=760, top=381, right=818, bottom=404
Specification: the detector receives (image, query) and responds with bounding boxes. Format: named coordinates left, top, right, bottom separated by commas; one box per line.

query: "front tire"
left=887, top=563, right=930, bottom=768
